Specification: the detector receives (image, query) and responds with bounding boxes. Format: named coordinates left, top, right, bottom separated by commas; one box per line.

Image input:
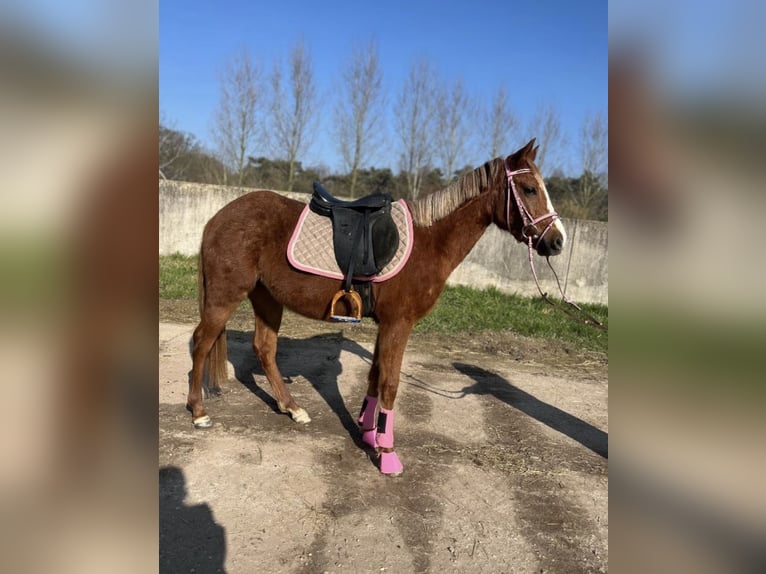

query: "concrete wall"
left=449, top=219, right=608, bottom=305
left=159, top=180, right=309, bottom=255
left=160, top=180, right=608, bottom=305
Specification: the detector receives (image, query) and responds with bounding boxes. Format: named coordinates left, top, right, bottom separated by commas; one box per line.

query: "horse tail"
left=197, top=248, right=205, bottom=317
left=198, top=246, right=229, bottom=389
left=209, top=328, right=228, bottom=389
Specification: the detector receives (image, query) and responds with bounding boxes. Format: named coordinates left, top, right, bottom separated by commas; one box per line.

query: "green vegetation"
left=159, top=253, right=198, bottom=299
left=160, top=255, right=607, bottom=352
left=415, top=285, right=607, bottom=351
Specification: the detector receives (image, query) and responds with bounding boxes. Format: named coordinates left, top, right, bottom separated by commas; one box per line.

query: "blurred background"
left=610, top=0, right=766, bottom=572
left=0, top=1, right=158, bottom=572
left=1, top=0, right=765, bottom=572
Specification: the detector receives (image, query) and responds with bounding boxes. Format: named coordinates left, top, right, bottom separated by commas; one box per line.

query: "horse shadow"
left=160, top=465, right=227, bottom=573
left=453, top=362, right=608, bottom=458
left=226, top=330, right=374, bottom=449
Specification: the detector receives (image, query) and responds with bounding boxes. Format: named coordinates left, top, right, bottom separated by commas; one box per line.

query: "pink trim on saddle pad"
left=287, top=200, right=414, bottom=282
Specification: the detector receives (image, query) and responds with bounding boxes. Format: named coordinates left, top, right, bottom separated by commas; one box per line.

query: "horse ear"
left=530, top=144, right=539, bottom=161
left=507, top=138, right=537, bottom=166
left=523, top=138, right=537, bottom=157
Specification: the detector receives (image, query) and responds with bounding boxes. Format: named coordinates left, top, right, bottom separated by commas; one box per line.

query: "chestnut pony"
left=188, top=139, right=566, bottom=475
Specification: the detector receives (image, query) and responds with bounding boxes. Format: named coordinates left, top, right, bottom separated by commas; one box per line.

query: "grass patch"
left=160, top=255, right=607, bottom=352
left=415, top=285, right=607, bottom=352
left=159, top=253, right=198, bottom=299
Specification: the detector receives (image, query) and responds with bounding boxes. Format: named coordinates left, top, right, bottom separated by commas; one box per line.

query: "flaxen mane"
left=409, top=158, right=504, bottom=226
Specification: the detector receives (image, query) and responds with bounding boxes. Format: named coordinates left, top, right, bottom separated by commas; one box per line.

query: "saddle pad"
left=287, top=200, right=414, bottom=282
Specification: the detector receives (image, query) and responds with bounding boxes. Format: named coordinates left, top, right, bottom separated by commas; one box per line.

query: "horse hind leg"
left=249, top=286, right=311, bottom=424
left=188, top=302, right=237, bottom=428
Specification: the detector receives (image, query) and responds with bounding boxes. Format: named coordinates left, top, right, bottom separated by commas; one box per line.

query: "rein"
left=505, top=166, right=608, bottom=332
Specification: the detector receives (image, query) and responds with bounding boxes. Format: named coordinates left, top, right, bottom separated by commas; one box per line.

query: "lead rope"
left=525, top=235, right=608, bottom=331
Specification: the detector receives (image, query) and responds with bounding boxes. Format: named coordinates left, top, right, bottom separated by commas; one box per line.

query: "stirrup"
left=330, top=289, right=363, bottom=323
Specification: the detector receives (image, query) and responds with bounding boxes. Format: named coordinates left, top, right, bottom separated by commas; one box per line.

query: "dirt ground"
left=159, top=307, right=608, bottom=574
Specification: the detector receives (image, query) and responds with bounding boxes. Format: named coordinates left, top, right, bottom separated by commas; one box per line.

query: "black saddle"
left=309, top=182, right=400, bottom=321
left=310, top=182, right=392, bottom=213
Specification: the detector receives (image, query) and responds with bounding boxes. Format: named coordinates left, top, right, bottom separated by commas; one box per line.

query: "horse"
left=188, top=138, right=566, bottom=475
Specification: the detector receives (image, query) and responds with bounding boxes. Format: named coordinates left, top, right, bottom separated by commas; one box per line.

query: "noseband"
left=504, top=166, right=559, bottom=248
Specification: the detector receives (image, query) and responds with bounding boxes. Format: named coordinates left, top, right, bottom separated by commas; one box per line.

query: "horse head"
left=500, top=139, right=567, bottom=257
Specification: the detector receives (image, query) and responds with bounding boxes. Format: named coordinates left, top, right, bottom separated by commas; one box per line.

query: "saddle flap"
left=369, top=212, right=399, bottom=268
left=331, top=205, right=399, bottom=277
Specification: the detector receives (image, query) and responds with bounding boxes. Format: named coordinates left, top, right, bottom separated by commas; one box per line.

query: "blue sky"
left=160, top=0, right=607, bottom=175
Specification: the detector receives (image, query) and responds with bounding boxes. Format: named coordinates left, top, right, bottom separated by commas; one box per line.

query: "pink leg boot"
left=358, top=395, right=378, bottom=449
left=376, top=408, right=403, bottom=475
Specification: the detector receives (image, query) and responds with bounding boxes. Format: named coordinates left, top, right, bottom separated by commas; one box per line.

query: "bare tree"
left=211, top=49, right=263, bottom=186
left=576, top=111, right=608, bottom=215
left=525, top=102, right=564, bottom=173
left=436, top=79, right=474, bottom=181
left=159, top=115, right=192, bottom=180
left=269, top=40, right=319, bottom=191
left=482, top=87, right=517, bottom=160
left=334, top=41, right=385, bottom=197
left=395, top=59, right=438, bottom=199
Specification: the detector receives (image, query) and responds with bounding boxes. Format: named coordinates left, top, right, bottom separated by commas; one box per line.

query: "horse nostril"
left=551, top=236, right=563, bottom=253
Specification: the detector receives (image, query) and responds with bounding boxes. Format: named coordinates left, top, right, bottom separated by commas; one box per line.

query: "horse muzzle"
left=535, top=228, right=565, bottom=257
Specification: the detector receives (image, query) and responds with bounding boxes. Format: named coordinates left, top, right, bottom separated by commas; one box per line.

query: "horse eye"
left=524, top=186, right=537, bottom=196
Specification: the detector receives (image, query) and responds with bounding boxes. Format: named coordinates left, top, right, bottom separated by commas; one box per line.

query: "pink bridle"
left=505, top=165, right=608, bottom=331
left=504, top=166, right=559, bottom=248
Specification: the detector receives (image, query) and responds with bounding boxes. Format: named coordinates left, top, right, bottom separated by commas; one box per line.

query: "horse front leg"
left=358, top=337, right=382, bottom=449
left=361, top=320, right=412, bottom=475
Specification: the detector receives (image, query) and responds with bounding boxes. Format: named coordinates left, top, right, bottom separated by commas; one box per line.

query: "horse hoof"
left=193, top=415, right=212, bottom=429
left=290, top=408, right=311, bottom=424
left=379, top=451, right=403, bottom=476
left=206, top=386, right=222, bottom=398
